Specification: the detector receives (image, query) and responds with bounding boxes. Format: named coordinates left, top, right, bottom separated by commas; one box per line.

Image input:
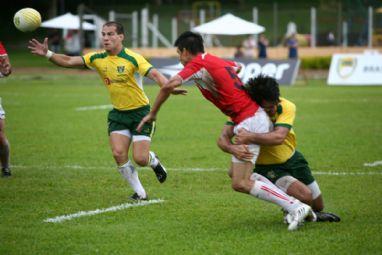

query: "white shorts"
left=110, top=129, right=151, bottom=142
left=232, top=107, right=272, bottom=164
left=0, top=98, right=5, bottom=120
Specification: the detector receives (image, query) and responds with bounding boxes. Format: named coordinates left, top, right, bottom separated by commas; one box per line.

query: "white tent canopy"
left=192, top=13, right=265, bottom=35
left=41, top=13, right=96, bottom=30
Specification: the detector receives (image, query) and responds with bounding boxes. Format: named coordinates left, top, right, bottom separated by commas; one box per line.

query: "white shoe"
left=284, top=213, right=293, bottom=225
left=287, top=204, right=313, bottom=231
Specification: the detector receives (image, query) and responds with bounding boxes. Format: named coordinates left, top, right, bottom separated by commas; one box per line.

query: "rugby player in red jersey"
left=138, top=31, right=314, bottom=230
left=0, top=41, right=12, bottom=177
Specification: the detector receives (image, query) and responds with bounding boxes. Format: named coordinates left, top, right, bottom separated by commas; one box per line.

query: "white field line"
left=13, top=165, right=382, bottom=175
left=313, top=171, right=382, bottom=176
left=75, top=104, right=112, bottom=111
left=302, top=98, right=371, bottom=103
left=44, top=199, right=164, bottom=223
left=364, top=161, right=382, bottom=167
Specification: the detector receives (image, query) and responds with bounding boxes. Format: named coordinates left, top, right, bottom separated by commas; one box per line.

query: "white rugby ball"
left=13, top=8, right=41, bottom=32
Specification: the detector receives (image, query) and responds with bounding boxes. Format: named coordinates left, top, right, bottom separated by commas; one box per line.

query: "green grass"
left=0, top=74, right=381, bottom=254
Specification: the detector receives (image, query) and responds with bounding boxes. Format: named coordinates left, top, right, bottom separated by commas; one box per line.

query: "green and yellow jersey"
left=82, top=48, right=153, bottom=111
left=256, top=97, right=297, bottom=165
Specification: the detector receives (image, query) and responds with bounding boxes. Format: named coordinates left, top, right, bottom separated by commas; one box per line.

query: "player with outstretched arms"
left=28, top=22, right=187, bottom=200
left=138, top=31, right=314, bottom=230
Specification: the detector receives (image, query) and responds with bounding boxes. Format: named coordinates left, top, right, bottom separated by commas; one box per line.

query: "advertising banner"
left=148, top=58, right=300, bottom=85
left=328, top=51, right=382, bottom=86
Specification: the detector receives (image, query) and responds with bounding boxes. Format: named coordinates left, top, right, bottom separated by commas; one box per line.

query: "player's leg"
left=285, top=151, right=324, bottom=211
left=0, top=109, right=11, bottom=177
left=110, top=131, right=147, bottom=200
left=131, top=136, right=167, bottom=183
left=306, top=181, right=323, bottom=211
left=232, top=109, right=312, bottom=229
left=276, top=176, right=313, bottom=206
left=286, top=151, right=340, bottom=222
left=131, top=107, right=167, bottom=183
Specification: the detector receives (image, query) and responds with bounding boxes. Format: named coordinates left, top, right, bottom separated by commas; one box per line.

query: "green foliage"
left=300, top=56, right=332, bottom=70
left=0, top=74, right=381, bottom=254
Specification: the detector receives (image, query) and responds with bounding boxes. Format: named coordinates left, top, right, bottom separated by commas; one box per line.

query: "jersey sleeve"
left=177, top=60, right=202, bottom=83
left=82, top=51, right=97, bottom=69
left=275, top=101, right=296, bottom=129
left=0, top=42, right=7, bottom=56
left=133, top=53, right=153, bottom=77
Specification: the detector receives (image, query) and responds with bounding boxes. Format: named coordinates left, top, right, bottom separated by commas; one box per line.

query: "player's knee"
left=133, top=154, right=149, bottom=167
left=112, top=148, right=126, bottom=160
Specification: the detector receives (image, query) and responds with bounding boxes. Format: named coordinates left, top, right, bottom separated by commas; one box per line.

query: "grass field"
left=0, top=73, right=381, bottom=254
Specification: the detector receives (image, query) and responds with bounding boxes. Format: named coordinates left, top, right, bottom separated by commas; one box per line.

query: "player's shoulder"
left=122, top=48, right=143, bottom=58
left=280, top=97, right=296, bottom=110
left=85, top=50, right=108, bottom=63
left=118, top=48, right=149, bottom=67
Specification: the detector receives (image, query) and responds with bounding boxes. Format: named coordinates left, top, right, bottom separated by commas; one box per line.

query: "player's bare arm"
left=28, top=37, right=84, bottom=68
left=136, top=74, right=182, bottom=132
left=217, top=124, right=254, bottom=161
left=235, top=126, right=290, bottom=146
left=146, top=69, right=187, bottom=95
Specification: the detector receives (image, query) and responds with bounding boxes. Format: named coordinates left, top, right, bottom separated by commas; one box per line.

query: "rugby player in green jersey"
left=28, top=22, right=186, bottom=200
left=218, top=75, right=340, bottom=223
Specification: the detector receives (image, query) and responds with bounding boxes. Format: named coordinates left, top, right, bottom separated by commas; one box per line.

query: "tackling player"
left=0, top=41, right=12, bottom=177
left=217, top=75, right=340, bottom=223
left=28, top=22, right=185, bottom=200
left=138, top=31, right=314, bottom=230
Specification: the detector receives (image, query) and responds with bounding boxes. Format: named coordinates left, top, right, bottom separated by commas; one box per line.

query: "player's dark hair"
left=244, top=75, right=280, bottom=105
left=103, top=21, right=125, bottom=35
left=174, top=31, right=205, bottom=55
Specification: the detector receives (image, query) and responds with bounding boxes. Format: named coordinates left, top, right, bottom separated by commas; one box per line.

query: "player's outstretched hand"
left=28, top=37, right=49, bottom=57
left=137, top=113, right=156, bottom=132
left=231, top=144, right=253, bottom=161
left=235, top=128, right=253, bottom=145
left=171, top=88, right=188, bottom=96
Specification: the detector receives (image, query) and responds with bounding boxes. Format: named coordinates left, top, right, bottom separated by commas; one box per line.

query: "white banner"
left=328, top=51, right=382, bottom=86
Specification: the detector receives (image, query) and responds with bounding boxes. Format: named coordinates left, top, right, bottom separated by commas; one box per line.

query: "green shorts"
left=107, top=105, right=155, bottom=138
left=254, top=151, right=315, bottom=185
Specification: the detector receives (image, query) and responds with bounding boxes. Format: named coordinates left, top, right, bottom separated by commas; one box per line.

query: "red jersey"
left=177, top=53, right=259, bottom=124
left=0, top=42, right=7, bottom=56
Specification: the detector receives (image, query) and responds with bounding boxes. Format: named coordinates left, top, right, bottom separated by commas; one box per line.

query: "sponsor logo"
left=267, top=170, right=276, bottom=179
left=337, top=57, right=357, bottom=78
left=363, top=65, right=382, bottom=73
left=158, top=62, right=291, bottom=83
left=237, top=62, right=291, bottom=83
left=117, top=66, right=125, bottom=73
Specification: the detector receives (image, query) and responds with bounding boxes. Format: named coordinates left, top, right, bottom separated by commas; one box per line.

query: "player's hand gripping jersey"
left=177, top=53, right=259, bottom=124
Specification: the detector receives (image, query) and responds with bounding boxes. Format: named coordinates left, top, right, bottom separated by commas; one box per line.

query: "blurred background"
left=2, top=0, right=382, bottom=48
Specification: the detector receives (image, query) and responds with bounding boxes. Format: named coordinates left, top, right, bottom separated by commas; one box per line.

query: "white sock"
left=118, top=160, right=146, bottom=198
left=250, top=180, right=300, bottom=213
left=149, top=151, right=159, bottom=168
left=251, top=173, right=275, bottom=186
